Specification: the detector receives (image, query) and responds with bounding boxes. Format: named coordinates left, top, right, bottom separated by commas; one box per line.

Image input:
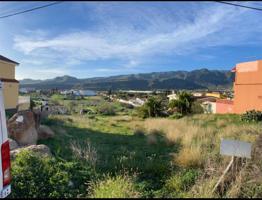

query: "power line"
left=0, top=2, right=57, bottom=16
left=0, top=1, right=63, bottom=19
left=216, top=1, right=262, bottom=12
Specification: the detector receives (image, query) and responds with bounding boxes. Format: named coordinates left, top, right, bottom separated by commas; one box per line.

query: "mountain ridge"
left=20, top=68, right=235, bottom=90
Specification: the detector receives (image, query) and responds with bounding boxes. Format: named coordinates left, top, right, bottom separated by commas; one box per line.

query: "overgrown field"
left=10, top=97, right=262, bottom=198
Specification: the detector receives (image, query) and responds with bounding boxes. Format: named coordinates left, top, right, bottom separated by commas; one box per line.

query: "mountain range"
left=20, top=68, right=235, bottom=91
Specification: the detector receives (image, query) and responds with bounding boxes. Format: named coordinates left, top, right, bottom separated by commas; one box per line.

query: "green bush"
left=11, top=150, right=95, bottom=198
left=169, top=112, right=183, bottom=119
left=137, top=97, right=163, bottom=118
left=50, top=94, right=64, bottom=105
left=89, top=174, right=141, bottom=198
left=191, top=102, right=204, bottom=114
left=158, top=169, right=200, bottom=198
left=169, top=91, right=194, bottom=115
left=241, top=110, right=262, bottom=122
left=96, top=103, right=116, bottom=116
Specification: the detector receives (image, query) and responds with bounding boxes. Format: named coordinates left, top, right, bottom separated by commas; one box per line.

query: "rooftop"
left=0, top=55, right=19, bottom=65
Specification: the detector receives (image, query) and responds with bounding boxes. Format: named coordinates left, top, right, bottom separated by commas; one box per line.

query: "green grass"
left=41, top=115, right=177, bottom=174
left=33, top=109, right=262, bottom=198
left=39, top=114, right=178, bottom=197
left=89, top=174, right=141, bottom=198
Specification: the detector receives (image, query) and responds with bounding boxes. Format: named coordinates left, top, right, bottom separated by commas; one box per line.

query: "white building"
left=61, top=89, right=96, bottom=96
left=167, top=93, right=178, bottom=101
left=192, top=92, right=204, bottom=97
left=201, top=101, right=217, bottom=114
left=19, top=87, right=36, bottom=94
left=79, top=90, right=96, bottom=96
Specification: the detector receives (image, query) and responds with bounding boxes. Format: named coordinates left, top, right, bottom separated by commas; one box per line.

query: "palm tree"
left=138, top=96, right=163, bottom=118
left=169, top=91, right=194, bottom=115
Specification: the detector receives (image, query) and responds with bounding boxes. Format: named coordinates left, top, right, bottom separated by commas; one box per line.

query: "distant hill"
left=20, top=69, right=235, bottom=90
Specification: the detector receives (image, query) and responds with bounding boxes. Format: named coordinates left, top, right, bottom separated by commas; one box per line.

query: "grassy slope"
left=38, top=99, right=262, bottom=198
left=40, top=114, right=178, bottom=196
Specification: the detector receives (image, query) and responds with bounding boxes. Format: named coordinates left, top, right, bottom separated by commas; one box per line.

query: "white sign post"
left=220, top=139, right=252, bottom=159
left=212, top=138, right=252, bottom=194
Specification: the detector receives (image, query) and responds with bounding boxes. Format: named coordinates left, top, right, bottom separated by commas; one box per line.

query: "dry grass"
left=70, top=140, right=98, bottom=168
left=216, top=119, right=227, bottom=128
left=143, top=117, right=209, bottom=167
left=175, top=146, right=203, bottom=168
left=140, top=114, right=262, bottom=171
left=188, top=177, right=218, bottom=198
left=226, top=134, right=262, bottom=198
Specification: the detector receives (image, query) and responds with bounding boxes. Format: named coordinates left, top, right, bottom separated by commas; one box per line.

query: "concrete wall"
left=2, top=81, right=19, bottom=110
left=202, top=102, right=216, bottom=114
left=18, top=96, right=30, bottom=111
left=233, top=60, right=262, bottom=113
left=0, top=60, right=19, bottom=110
left=216, top=99, right=234, bottom=114
left=233, top=84, right=262, bottom=113
left=0, top=61, right=15, bottom=79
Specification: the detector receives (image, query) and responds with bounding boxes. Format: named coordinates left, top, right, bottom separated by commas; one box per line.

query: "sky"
left=1, top=1, right=262, bottom=80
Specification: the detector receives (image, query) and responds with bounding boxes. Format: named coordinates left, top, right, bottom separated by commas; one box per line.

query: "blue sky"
left=1, top=1, right=262, bottom=80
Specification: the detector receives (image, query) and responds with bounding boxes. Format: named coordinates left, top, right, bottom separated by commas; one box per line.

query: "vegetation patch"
left=89, top=174, right=141, bottom=198
left=15, top=94, right=262, bottom=198
left=241, top=110, right=262, bottom=122
left=11, top=150, right=95, bottom=198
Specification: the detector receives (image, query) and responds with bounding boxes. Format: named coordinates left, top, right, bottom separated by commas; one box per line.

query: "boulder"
left=7, top=111, right=38, bottom=146
left=10, top=144, right=52, bottom=160
left=37, top=125, right=55, bottom=140
left=8, top=138, right=19, bottom=150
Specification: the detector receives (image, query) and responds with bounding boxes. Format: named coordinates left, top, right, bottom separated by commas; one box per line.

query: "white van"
left=0, top=82, right=12, bottom=198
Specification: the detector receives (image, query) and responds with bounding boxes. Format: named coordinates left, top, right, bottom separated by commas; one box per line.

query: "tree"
left=169, top=91, right=194, bottom=115
left=138, top=96, right=163, bottom=118
left=30, top=99, right=36, bottom=111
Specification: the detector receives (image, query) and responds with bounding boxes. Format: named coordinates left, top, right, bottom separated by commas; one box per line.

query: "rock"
left=10, top=144, right=52, bottom=160
left=40, top=106, right=50, bottom=119
left=33, top=110, right=41, bottom=129
left=37, top=125, right=55, bottom=140
left=7, top=111, right=38, bottom=146
left=8, top=138, right=19, bottom=150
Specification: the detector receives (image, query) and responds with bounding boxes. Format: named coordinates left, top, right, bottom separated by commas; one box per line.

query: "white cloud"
left=14, top=4, right=253, bottom=57
left=12, top=2, right=262, bottom=79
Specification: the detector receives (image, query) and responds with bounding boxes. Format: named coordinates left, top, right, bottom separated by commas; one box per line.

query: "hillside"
left=20, top=68, right=234, bottom=90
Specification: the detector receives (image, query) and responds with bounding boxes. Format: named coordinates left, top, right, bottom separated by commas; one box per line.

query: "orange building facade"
left=232, top=60, right=262, bottom=114
left=216, top=99, right=234, bottom=114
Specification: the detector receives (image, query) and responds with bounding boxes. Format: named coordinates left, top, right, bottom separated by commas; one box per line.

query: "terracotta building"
left=232, top=60, right=262, bottom=114
left=216, top=99, right=234, bottom=114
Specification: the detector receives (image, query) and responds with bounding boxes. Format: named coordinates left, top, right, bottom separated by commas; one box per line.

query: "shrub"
left=169, top=91, right=194, bottom=115
left=159, top=169, right=200, bottom=198
left=191, top=102, right=204, bottom=114
left=169, top=112, right=183, bottom=119
left=137, top=97, right=163, bottom=118
left=97, top=103, right=116, bottom=116
left=65, top=101, right=78, bottom=114
left=89, top=174, right=141, bottom=198
left=11, top=150, right=95, bottom=198
left=70, top=140, right=98, bottom=168
left=50, top=94, right=64, bottom=105
left=241, top=110, right=262, bottom=122
left=136, top=105, right=150, bottom=118
left=146, top=133, right=158, bottom=145
left=133, top=128, right=146, bottom=137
